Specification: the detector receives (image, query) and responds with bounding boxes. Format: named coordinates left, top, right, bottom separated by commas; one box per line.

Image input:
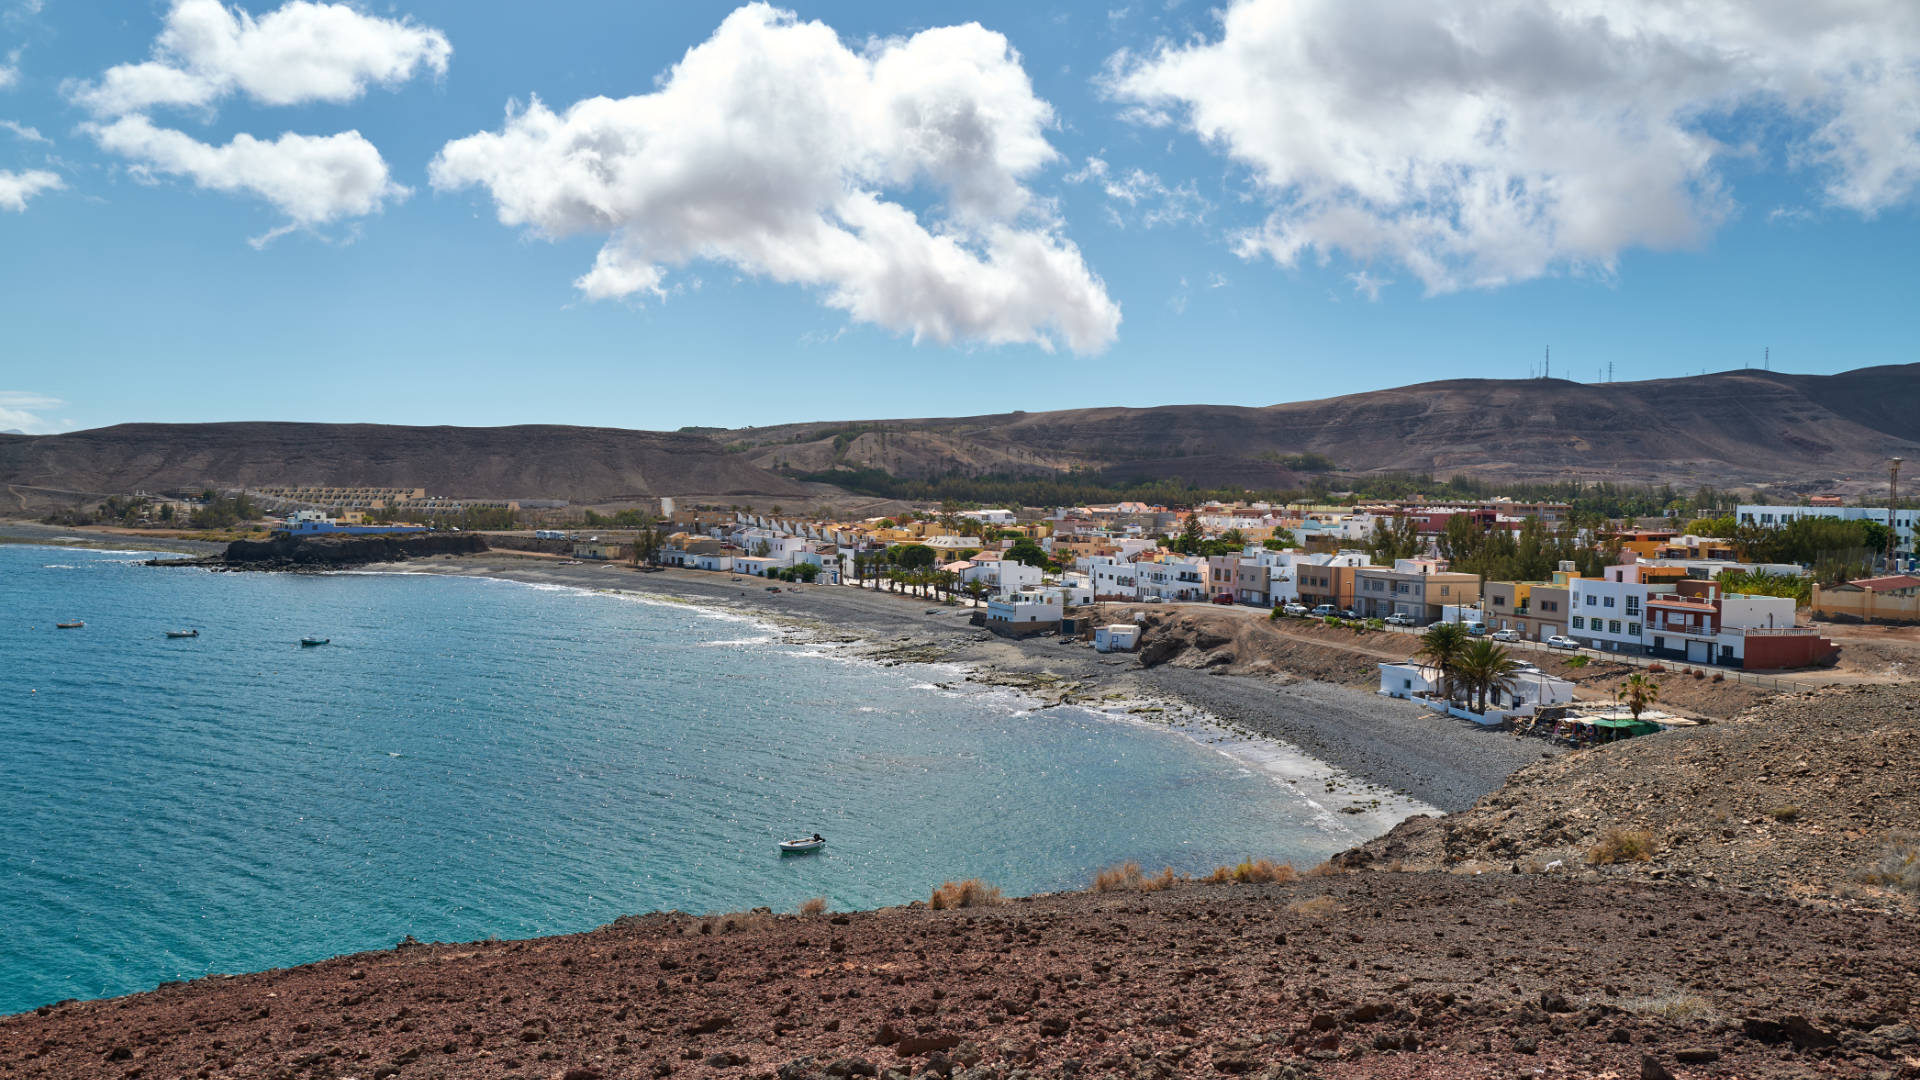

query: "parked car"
left=1383, top=613, right=1416, bottom=627
left=1211, top=593, right=1236, bottom=605
left=1546, top=635, right=1579, bottom=650
left=1142, top=596, right=1167, bottom=604
left=1310, top=603, right=1339, bottom=617
left=1490, top=628, right=1521, bottom=642
left=1341, top=608, right=1360, bottom=620
left=1282, top=602, right=1310, bottom=616
left=1464, top=621, right=1488, bottom=636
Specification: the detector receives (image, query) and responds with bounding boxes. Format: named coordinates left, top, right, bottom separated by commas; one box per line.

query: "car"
left=765, top=586, right=781, bottom=593
left=1546, top=635, right=1579, bottom=650
left=1341, top=608, right=1360, bottom=620
left=1282, top=602, right=1310, bottom=616
left=1141, top=596, right=1167, bottom=604
left=1464, top=621, right=1488, bottom=635
left=1383, top=613, right=1416, bottom=627
left=1490, top=628, right=1521, bottom=642
left=1211, top=593, right=1236, bottom=605
left=1309, top=603, right=1339, bottom=617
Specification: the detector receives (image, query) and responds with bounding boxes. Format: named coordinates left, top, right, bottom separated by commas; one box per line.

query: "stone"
left=895, top=1035, right=963, bottom=1058
left=1511, top=1037, right=1537, bottom=1055
left=1639, top=1054, right=1675, bottom=1080
left=1673, top=1048, right=1720, bottom=1064
left=707, top=1051, right=750, bottom=1068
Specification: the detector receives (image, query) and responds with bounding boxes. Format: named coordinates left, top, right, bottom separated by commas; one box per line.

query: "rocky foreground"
left=5, top=872, right=1917, bottom=1080
left=1341, top=684, right=1920, bottom=912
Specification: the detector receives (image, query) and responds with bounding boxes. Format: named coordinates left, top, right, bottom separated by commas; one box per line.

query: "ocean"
left=1, top=545, right=1393, bottom=1014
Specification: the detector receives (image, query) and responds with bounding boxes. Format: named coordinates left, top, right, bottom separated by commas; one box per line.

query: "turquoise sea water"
left=1, top=546, right=1377, bottom=1014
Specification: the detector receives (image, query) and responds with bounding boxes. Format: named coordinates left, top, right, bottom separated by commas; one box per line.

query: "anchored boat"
left=56, top=621, right=84, bottom=629
left=778, top=835, right=826, bottom=855
left=166, top=629, right=199, bottom=638
left=300, top=637, right=330, bottom=647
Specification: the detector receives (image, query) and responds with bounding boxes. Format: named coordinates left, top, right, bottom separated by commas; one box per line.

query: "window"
left=1571, top=616, right=1585, bottom=629
left=1604, top=596, right=1615, bottom=608
left=1721, top=645, right=1735, bottom=658
left=1610, top=620, right=1622, bottom=634
left=1586, top=595, right=1598, bottom=606
left=1439, top=586, right=1451, bottom=596
left=1625, top=597, right=1640, bottom=616
left=1627, top=622, right=1641, bottom=637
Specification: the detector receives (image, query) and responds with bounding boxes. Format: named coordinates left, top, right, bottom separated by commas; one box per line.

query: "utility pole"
left=1891, top=458, right=1904, bottom=570
left=1764, top=346, right=1769, bottom=371
left=1544, top=346, right=1550, bottom=380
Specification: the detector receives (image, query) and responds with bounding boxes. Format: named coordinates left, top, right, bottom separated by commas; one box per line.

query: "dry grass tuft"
left=1232, top=858, right=1296, bottom=884
left=1767, top=804, right=1801, bottom=823
left=1850, top=832, right=1920, bottom=895
left=1286, top=896, right=1339, bottom=918
left=1619, top=992, right=1716, bottom=1021
left=798, top=896, right=828, bottom=916
left=929, top=878, right=1003, bottom=910
left=1304, top=860, right=1345, bottom=879
left=1586, top=828, right=1658, bottom=865
left=1093, top=862, right=1183, bottom=893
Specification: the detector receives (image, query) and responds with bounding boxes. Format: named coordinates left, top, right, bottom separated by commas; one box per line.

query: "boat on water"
left=56, top=621, right=84, bottom=629
left=166, top=629, right=199, bottom=638
left=300, top=637, right=330, bottom=647
left=778, top=835, right=826, bottom=854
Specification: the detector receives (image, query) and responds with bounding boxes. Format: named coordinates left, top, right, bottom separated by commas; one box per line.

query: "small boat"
left=778, top=835, right=826, bottom=855
left=166, top=629, right=199, bottom=638
left=56, top=621, right=84, bottom=629
left=300, top=637, right=330, bottom=647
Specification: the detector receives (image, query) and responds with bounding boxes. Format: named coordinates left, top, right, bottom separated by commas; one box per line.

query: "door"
left=1686, top=639, right=1709, bottom=663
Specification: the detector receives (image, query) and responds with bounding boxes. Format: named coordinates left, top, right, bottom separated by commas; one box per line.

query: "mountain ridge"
left=3, top=365, right=1915, bottom=508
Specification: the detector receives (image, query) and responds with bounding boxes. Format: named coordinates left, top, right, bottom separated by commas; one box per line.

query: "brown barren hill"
left=3, top=875, right=1916, bottom=1079
left=0, top=422, right=814, bottom=505
left=1341, top=683, right=1920, bottom=911
left=733, top=363, right=1920, bottom=489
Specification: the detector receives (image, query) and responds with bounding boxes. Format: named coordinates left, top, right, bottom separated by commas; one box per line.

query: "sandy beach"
left=356, top=550, right=1555, bottom=815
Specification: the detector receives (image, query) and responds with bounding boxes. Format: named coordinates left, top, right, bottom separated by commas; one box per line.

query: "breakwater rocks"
left=152, top=531, right=488, bottom=571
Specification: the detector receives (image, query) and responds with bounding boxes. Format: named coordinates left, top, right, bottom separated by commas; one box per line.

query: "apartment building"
left=1737, top=504, right=1918, bottom=551
left=1353, top=560, right=1481, bottom=623
left=1136, top=556, right=1207, bottom=603
left=1482, top=580, right=1571, bottom=641
left=1568, top=567, right=1649, bottom=653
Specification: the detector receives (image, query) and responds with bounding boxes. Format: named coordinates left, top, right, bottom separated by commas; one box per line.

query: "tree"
left=1262, top=530, right=1295, bottom=550
left=1455, top=639, right=1525, bottom=713
left=1365, top=516, right=1422, bottom=564
left=1416, top=622, right=1471, bottom=702
left=964, top=580, right=991, bottom=605
left=1174, top=515, right=1205, bottom=555
left=1617, top=673, right=1659, bottom=721
left=1219, top=528, right=1246, bottom=548
left=792, top=562, right=820, bottom=583
left=1005, top=539, right=1049, bottom=568
left=893, top=543, right=936, bottom=571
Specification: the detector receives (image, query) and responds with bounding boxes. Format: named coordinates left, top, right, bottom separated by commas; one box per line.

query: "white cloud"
left=0, top=46, right=20, bottom=89
left=1206, top=271, right=1228, bottom=288
left=432, top=3, right=1118, bottom=354
left=0, top=390, right=64, bottom=433
left=1, top=118, right=46, bottom=142
left=87, top=115, right=404, bottom=238
left=67, top=0, right=449, bottom=116
left=0, top=167, right=59, bottom=210
left=1347, top=269, right=1391, bottom=301
left=1107, top=0, right=1920, bottom=293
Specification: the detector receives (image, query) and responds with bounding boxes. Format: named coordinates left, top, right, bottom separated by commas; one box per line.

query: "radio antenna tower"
left=1544, top=346, right=1550, bottom=380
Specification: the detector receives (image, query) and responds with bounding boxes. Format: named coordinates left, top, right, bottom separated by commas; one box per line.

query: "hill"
left=3, top=365, right=1915, bottom=509
left=1340, top=683, right=1920, bottom=913
left=0, top=422, right=817, bottom=510
left=728, top=364, right=1920, bottom=491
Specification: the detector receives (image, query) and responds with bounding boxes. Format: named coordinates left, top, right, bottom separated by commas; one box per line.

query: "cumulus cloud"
left=0, top=390, right=65, bottom=433
left=1106, top=0, right=1920, bottom=293
left=70, top=0, right=444, bottom=240
left=431, top=3, right=1119, bottom=354
left=0, top=167, right=59, bottom=210
left=67, top=0, right=449, bottom=116
left=87, top=114, right=404, bottom=240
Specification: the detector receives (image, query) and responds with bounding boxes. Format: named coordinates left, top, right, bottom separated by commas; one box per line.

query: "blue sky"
left=2, top=0, right=1916, bottom=434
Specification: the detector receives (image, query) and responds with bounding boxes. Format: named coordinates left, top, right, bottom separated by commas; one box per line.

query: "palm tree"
left=1415, top=622, right=1470, bottom=702
left=964, top=580, right=990, bottom=606
left=1617, top=673, right=1659, bottom=720
left=1455, top=639, right=1526, bottom=714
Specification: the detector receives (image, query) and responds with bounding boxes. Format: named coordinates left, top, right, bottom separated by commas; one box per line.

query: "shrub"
left=1647, top=663, right=1665, bottom=673
left=1269, top=608, right=1283, bottom=622
left=1711, top=672, right=1724, bottom=683
left=1286, top=896, right=1339, bottom=918
left=1323, top=615, right=1342, bottom=627
left=799, top=897, right=828, bottom=916
left=1564, top=655, right=1589, bottom=668
left=929, top=879, right=1002, bottom=910
left=1586, top=828, right=1657, bottom=865
left=1304, top=860, right=1345, bottom=879
left=1142, top=866, right=1179, bottom=892
left=1767, top=805, right=1800, bottom=823
left=1203, top=865, right=1236, bottom=885
left=1231, top=858, right=1297, bottom=884
left=1692, top=669, right=1705, bottom=680
left=1849, top=832, right=1920, bottom=895
left=1619, top=993, right=1716, bottom=1021
left=1092, top=862, right=1144, bottom=892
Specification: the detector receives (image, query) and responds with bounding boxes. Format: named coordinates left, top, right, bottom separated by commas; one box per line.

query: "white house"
left=1569, top=567, right=1651, bottom=653
left=1090, top=559, right=1140, bottom=599
left=1093, top=624, right=1139, bottom=652
left=1738, top=504, right=1917, bottom=552
left=961, top=559, right=1043, bottom=594
left=1136, top=556, right=1207, bottom=602
left=986, top=589, right=1064, bottom=629
left=690, top=552, right=734, bottom=572
left=961, top=508, right=1017, bottom=527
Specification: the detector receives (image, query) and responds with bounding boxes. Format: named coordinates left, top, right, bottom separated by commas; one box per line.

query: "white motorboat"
left=778, top=835, right=826, bottom=854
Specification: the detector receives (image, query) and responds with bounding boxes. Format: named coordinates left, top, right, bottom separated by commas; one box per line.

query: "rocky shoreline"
left=149, top=530, right=490, bottom=571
